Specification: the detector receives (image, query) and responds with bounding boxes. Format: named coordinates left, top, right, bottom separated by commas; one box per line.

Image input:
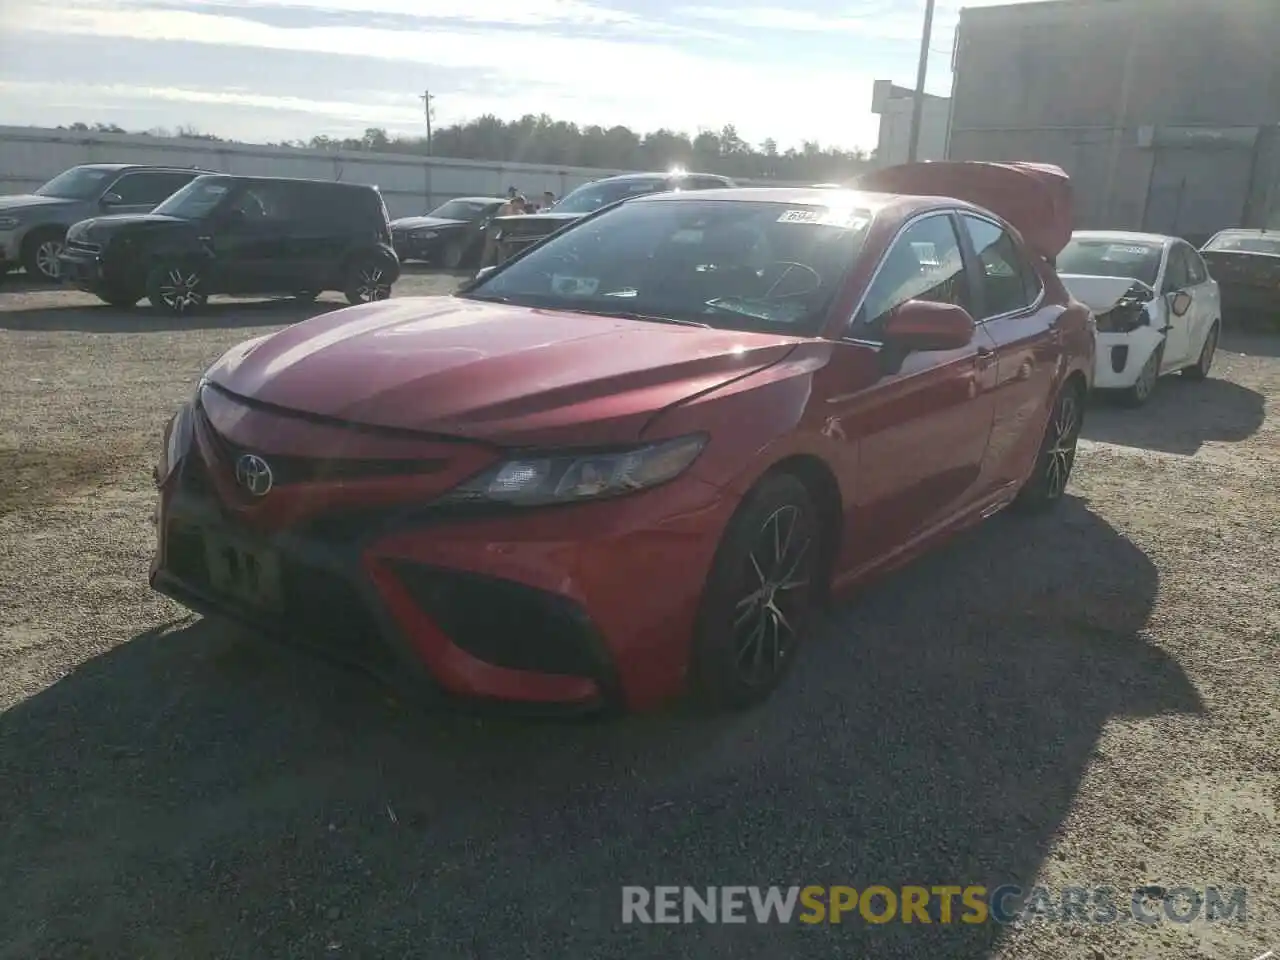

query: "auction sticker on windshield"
left=551, top=275, right=600, bottom=297
left=777, top=208, right=871, bottom=231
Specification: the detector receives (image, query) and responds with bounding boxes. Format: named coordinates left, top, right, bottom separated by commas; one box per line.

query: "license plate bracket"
left=201, top=529, right=284, bottom=612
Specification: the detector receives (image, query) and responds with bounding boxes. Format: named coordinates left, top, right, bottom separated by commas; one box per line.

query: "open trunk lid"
left=856, top=160, right=1073, bottom=262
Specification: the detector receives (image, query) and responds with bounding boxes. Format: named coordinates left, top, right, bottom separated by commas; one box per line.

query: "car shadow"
left=1083, top=376, right=1265, bottom=456
left=1221, top=329, right=1280, bottom=359
left=0, top=498, right=1198, bottom=959
left=0, top=297, right=348, bottom=333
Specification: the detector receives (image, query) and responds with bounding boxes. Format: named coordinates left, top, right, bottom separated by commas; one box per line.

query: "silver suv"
left=0, top=164, right=210, bottom=281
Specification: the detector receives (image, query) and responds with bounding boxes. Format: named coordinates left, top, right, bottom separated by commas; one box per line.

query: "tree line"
left=57, top=114, right=875, bottom=182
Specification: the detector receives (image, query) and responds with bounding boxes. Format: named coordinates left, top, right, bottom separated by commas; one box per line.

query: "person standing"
left=481, top=192, right=523, bottom=267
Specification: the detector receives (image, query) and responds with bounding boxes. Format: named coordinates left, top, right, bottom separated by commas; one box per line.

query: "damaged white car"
left=1058, top=231, right=1221, bottom=406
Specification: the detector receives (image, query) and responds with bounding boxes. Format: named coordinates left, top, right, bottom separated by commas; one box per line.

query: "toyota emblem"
left=234, top=453, right=274, bottom=497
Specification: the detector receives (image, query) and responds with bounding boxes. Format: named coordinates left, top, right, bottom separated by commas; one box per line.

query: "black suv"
left=58, top=175, right=400, bottom=313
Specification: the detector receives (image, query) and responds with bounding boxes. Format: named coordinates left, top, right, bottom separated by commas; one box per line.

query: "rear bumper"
left=150, top=452, right=735, bottom=713
left=1092, top=327, right=1163, bottom=389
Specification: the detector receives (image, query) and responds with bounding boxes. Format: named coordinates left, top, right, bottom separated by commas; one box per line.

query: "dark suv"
left=58, top=175, right=400, bottom=313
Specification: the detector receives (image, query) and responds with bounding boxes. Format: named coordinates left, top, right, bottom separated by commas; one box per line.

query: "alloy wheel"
left=1200, top=326, right=1218, bottom=374
left=354, top=266, right=392, bottom=302
left=1133, top=350, right=1159, bottom=401
left=35, top=239, right=63, bottom=280
left=731, top=504, right=814, bottom=688
left=1044, top=390, right=1080, bottom=500
left=158, top=268, right=204, bottom=313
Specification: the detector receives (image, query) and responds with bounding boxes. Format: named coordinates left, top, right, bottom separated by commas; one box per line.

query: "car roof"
left=592, top=171, right=730, bottom=184
left=1208, top=228, right=1272, bottom=238
left=76, top=162, right=213, bottom=174
left=447, top=196, right=505, bottom=204
left=635, top=186, right=928, bottom=215
left=1071, top=229, right=1173, bottom=246
left=193, top=173, right=378, bottom=191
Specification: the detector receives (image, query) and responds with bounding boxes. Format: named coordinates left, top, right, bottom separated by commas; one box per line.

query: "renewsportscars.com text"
left=621, top=885, right=1248, bottom=925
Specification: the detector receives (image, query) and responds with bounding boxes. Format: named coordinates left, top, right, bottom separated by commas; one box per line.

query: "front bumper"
left=57, top=245, right=108, bottom=290
left=1092, top=326, right=1164, bottom=389
left=0, top=228, right=23, bottom=265
left=391, top=233, right=446, bottom=263
left=150, top=442, right=734, bottom=713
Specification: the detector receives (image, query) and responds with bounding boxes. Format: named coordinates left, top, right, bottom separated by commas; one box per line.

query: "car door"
left=281, top=182, right=349, bottom=288
left=957, top=214, right=1063, bottom=495
left=208, top=182, right=302, bottom=294
left=102, top=170, right=199, bottom=214
left=1158, top=243, right=1195, bottom=368
left=1181, top=242, right=1220, bottom=350
left=825, top=211, right=998, bottom=569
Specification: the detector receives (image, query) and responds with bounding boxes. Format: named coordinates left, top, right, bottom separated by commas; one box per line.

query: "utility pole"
left=906, top=0, right=936, bottom=164
left=419, top=90, right=434, bottom=154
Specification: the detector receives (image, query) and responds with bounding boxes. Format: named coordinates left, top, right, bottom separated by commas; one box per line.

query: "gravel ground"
left=0, top=272, right=1277, bottom=960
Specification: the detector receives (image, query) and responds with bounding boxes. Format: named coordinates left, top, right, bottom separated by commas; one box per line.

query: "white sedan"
left=1058, top=230, right=1221, bottom=406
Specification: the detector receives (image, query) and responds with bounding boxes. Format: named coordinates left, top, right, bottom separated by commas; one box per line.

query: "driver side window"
left=855, top=214, right=968, bottom=338
left=1163, top=246, right=1190, bottom=293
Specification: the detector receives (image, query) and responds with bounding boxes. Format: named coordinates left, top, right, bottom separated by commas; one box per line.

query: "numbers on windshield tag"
left=551, top=275, right=600, bottom=296
left=778, top=209, right=823, bottom=224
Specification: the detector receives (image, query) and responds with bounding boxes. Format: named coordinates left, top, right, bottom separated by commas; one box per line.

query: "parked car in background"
left=0, top=163, right=209, bottom=282
left=149, top=162, right=1093, bottom=715
left=1199, top=229, right=1280, bottom=329
left=58, top=175, right=399, bottom=313
left=1057, top=230, right=1221, bottom=406
left=390, top=196, right=505, bottom=269
left=488, top=171, right=736, bottom=266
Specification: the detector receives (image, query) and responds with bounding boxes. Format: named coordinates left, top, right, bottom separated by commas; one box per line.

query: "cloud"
left=0, top=0, right=887, bottom=150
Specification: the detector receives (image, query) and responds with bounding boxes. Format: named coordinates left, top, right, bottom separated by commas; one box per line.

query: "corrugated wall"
left=947, top=0, right=1280, bottom=238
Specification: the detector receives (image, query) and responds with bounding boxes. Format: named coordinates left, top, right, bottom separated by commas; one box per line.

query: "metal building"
left=947, top=0, right=1280, bottom=244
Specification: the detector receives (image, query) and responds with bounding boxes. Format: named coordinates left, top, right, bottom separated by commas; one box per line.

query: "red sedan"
left=150, top=161, right=1094, bottom=714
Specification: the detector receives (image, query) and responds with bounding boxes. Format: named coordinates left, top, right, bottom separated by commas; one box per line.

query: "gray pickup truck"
left=0, top=163, right=211, bottom=281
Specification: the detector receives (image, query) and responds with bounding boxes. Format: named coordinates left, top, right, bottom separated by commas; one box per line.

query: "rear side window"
left=289, top=184, right=381, bottom=228
left=961, top=215, right=1041, bottom=319
left=109, top=170, right=198, bottom=205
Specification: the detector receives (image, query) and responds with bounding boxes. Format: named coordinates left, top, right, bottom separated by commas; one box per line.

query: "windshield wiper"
left=561, top=307, right=711, bottom=328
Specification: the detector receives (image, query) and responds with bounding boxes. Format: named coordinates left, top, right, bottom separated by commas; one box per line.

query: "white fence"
left=0, top=126, right=803, bottom=218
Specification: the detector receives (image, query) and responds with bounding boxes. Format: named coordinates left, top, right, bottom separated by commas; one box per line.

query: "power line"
left=419, top=90, right=434, bottom=154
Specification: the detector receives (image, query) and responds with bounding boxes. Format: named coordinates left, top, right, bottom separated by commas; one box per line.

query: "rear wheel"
left=1182, top=321, right=1218, bottom=381
left=22, top=228, right=66, bottom=282
left=344, top=256, right=393, bottom=305
left=1118, top=341, right=1163, bottom=407
left=1014, top=380, right=1084, bottom=513
left=691, top=473, right=821, bottom=711
left=146, top=262, right=208, bottom=315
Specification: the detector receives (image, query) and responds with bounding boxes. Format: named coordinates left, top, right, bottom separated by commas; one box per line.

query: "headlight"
left=0, top=217, right=20, bottom=230
left=155, top=388, right=200, bottom=486
left=441, top=434, right=707, bottom=506
left=411, top=230, right=438, bottom=240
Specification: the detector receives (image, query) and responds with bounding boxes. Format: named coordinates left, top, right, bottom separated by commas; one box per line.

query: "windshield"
left=153, top=177, right=233, bottom=219
left=429, top=199, right=497, bottom=221
left=34, top=166, right=115, bottom=200
left=1058, top=238, right=1163, bottom=286
left=553, top=179, right=671, bottom=215
left=1204, top=232, right=1280, bottom=256
left=462, top=198, right=872, bottom=334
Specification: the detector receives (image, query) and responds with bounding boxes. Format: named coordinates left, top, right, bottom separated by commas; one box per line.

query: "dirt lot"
left=0, top=272, right=1277, bottom=960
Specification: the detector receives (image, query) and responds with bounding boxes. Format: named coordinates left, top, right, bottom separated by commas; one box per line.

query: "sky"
left=0, top=0, right=1036, bottom=152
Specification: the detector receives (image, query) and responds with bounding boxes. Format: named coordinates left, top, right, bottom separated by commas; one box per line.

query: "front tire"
left=1014, top=380, right=1084, bottom=513
left=1118, top=340, right=1163, bottom=407
left=344, top=256, right=393, bottom=305
left=146, top=262, right=208, bottom=315
left=691, top=473, right=822, bottom=711
left=22, top=228, right=66, bottom=282
left=1182, top=321, right=1218, bottom=381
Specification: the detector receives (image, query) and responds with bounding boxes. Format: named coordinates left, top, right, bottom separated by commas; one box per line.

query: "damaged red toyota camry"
left=150, top=161, right=1095, bottom=714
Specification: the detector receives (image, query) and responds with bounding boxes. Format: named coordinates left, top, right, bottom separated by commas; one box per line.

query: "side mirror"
left=474, top=265, right=497, bottom=282
left=1170, top=291, right=1192, bottom=317
left=99, top=192, right=124, bottom=208
left=881, top=299, right=976, bottom=353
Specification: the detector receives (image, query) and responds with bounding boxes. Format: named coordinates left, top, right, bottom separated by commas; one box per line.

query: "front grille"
left=65, top=239, right=102, bottom=255
left=389, top=563, right=609, bottom=678
left=197, top=407, right=448, bottom=486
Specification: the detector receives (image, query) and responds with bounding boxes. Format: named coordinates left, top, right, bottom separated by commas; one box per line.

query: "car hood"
left=0, top=194, right=74, bottom=213
left=1059, top=274, right=1154, bottom=314
left=205, top=296, right=801, bottom=446
left=70, top=213, right=188, bottom=242
left=857, top=160, right=1073, bottom=262
left=391, top=216, right=467, bottom=231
